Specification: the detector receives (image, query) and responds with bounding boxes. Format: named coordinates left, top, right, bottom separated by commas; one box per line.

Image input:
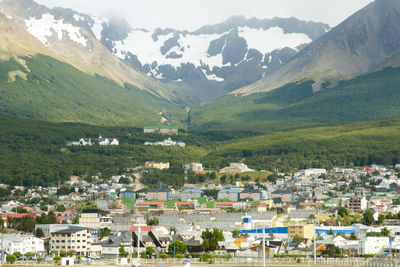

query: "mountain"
left=191, top=66, right=400, bottom=132
left=0, top=0, right=193, bottom=103
left=95, top=15, right=329, bottom=103
left=236, top=0, right=400, bottom=95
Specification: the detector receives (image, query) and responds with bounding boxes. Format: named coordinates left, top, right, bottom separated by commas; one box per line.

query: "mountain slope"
left=96, top=15, right=329, bottom=103
left=0, top=0, right=193, bottom=103
left=0, top=54, right=185, bottom=125
left=191, top=67, right=400, bottom=132
left=236, top=0, right=400, bottom=95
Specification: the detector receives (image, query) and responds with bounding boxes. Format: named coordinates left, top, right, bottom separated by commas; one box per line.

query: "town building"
left=0, top=234, right=45, bottom=255
left=66, top=138, right=92, bottom=146
left=143, top=126, right=178, bottom=135
left=348, top=197, right=367, bottom=213
left=184, top=163, right=204, bottom=173
left=240, top=189, right=263, bottom=201
left=147, top=188, right=170, bottom=201
left=288, top=224, right=315, bottom=240
left=79, top=209, right=112, bottom=229
left=144, top=138, right=185, bottom=147
left=121, top=190, right=135, bottom=201
left=180, top=188, right=203, bottom=201
left=218, top=188, right=240, bottom=201
left=271, top=189, right=293, bottom=203
left=219, top=163, right=254, bottom=174
left=145, top=161, right=170, bottom=169
left=50, top=226, right=100, bottom=257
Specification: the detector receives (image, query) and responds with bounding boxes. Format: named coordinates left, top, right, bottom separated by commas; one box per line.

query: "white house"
left=0, top=234, right=45, bottom=255
left=97, top=134, right=119, bottom=146
left=360, top=237, right=390, bottom=254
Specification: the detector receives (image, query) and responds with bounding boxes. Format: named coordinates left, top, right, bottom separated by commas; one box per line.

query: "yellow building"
left=288, top=224, right=315, bottom=239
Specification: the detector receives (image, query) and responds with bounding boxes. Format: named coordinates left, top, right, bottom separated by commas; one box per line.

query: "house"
left=136, top=201, right=165, bottom=210
left=219, top=163, right=254, bottom=174
left=184, top=163, right=203, bottom=173
left=147, top=188, right=170, bottom=201
left=180, top=188, right=203, bottom=201
left=360, top=237, right=390, bottom=254
left=288, top=210, right=317, bottom=222
left=144, top=138, right=185, bottom=147
left=102, top=231, right=134, bottom=258
left=66, top=138, right=92, bottom=146
left=218, top=188, right=240, bottom=201
left=143, top=126, right=178, bottom=135
left=97, top=134, right=119, bottom=146
left=79, top=209, right=112, bottom=229
left=271, top=189, right=293, bottom=203
left=145, top=161, right=170, bottom=169
left=50, top=226, right=100, bottom=257
left=0, top=234, right=45, bottom=255
left=240, top=189, right=262, bottom=201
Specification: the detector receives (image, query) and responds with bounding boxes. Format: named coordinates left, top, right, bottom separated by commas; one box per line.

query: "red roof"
left=365, top=168, right=373, bottom=172
left=56, top=216, right=64, bottom=223
left=128, top=225, right=154, bottom=231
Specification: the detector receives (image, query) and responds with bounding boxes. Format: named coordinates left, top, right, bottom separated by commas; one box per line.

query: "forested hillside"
left=1, top=113, right=400, bottom=187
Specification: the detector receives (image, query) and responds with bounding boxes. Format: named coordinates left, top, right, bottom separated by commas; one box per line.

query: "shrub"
left=297, top=258, right=302, bottom=263
left=322, top=254, right=329, bottom=258
left=54, top=256, right=61, bottom=262
left=208, top=259, right=215, bottom=264
left=159, top=253, right=169, bottom=259
left=6, top=255, right=16, bottom=264
left=176, top=253, right=184, bottom=259
left=37, top=257, right=43, bottom=263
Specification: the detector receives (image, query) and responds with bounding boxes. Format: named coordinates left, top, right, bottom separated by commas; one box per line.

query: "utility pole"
left=314, top=231, right=316, bottom=264
left=262, top=226, right=266, bottom=267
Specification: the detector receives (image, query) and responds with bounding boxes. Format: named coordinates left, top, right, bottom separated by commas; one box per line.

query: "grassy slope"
left=0, top=54, right=186, bottom=126
left=204, top=119, right=400, bottom=171
left=191, top=67, right=400, bottom=132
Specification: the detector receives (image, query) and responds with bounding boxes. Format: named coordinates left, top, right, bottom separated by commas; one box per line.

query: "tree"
left=338, top=207, right=350, bottom=218
left=325, top=244, right=340, bottom=257
left=119, top=246, right=129, bottom=257
left=201, top=228, right=225, bottom=252
left=232, top=229, right=240, bottom=238
left=146, top=217, right=159, bottom=226
left=381, top=227, right=391, bottom=237
left=67, top=250, right=74, bottom=257
left=168, top=240, right=187, bottom=256
left=363, top=209, right=374, bottom=226
left=56, top=204, right=66, bottom=212
left=99, top=227, right=111, bottom=237
left=140, top=251, right=148, bottom=259
left=349, top=232, right=358, bottom=240
left=35, top=228, right=44, bottom=238
left=327, top=229, right=335, bottom=235
left=292, top=234, right=303, bottom=246
left=146, top=247, right=155, bottom=258
left=59, top=250, right=66, bottom=257
left=13, top=252, right=22, bottom=259
left=6, top=254, right=16, bottom=263
left=54, top=256, right=61, bottom=263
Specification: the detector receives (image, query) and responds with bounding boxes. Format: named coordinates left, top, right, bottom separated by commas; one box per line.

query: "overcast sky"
left=35, top=0, right=374, bottom=31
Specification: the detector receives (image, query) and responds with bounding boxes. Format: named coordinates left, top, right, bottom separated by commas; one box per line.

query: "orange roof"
left=128, top=225, right=154, bottom=231
left=137, top=201, right=165, bottom=205
left=215, top=202, right=239, bottom=205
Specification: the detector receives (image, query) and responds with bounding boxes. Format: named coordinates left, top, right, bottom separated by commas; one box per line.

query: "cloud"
left=35, top=0, right=374, bottom=30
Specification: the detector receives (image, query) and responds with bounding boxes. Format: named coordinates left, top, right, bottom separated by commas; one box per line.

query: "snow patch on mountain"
left=25, top=13, right=87, bottom=47
left=114, top=29, right=228, bottom=69
left=238, top=26, right=311, bottom=54
left=201, top=69, right=224, bottom=82
left=90, top=16, right=108, bottom=41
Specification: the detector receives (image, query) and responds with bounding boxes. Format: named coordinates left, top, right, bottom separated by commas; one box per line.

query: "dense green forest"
left=0, top=55, right=185, bottom=126
left=1, top=113, right=400, bottom=187
left=191, top=67, right=400, bottom=132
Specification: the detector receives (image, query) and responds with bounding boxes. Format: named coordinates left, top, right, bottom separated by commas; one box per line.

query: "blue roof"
left=182, top=188, right=203, bottom=193
left=219, top=188, right=240, bottom=193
